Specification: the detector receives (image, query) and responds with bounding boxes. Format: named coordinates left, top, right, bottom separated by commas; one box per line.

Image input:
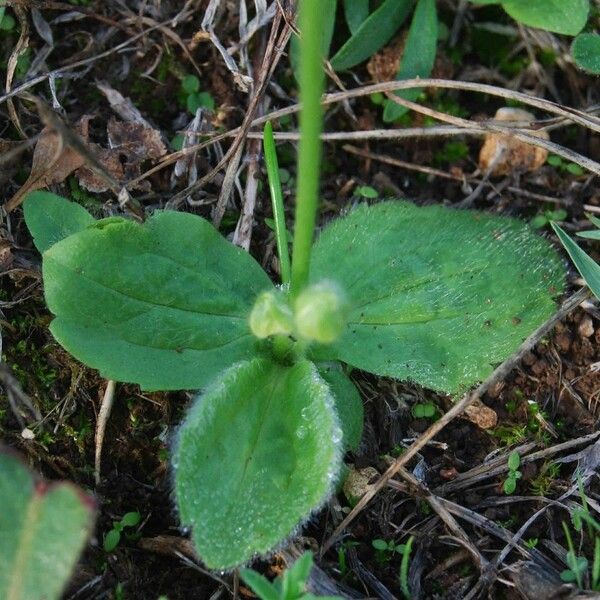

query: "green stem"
left=263, top=121, right=292, bottom=285
left=290, top=0, right=325, bottom=297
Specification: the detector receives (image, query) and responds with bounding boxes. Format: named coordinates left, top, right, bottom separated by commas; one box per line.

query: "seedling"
left=503, top=451, right=522, bottom=495
left=411, top=402, right=438, bottom=420
left=372, top=538, right=406, bottom=564
left=23, top=0, right=565, bottom=571
left=531, top=208, right=567, bottom=230
left=546, top=155, right=584, bottom=177
left=103, top=511, right=141, bottom=553
left=337, top=540, right=359, bottom=576
left=399, top=536, right=414, bottom=600
left=355, top=185, right=378, bottom=199
left=240, top=552, right=342, bottom=600
left=561, top=522, right=588, bottom=588
left=180, top=74, right=215, bottom=114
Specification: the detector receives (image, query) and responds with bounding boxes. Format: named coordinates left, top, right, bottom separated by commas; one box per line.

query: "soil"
left=1, top=2, right=600, bottom=599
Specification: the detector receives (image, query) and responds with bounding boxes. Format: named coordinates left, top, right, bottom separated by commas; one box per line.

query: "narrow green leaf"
left=173, top=359, right=342, bottom=569
left=0, top=451, right=95, bottom=600
left=330, top=0, right=413, bottom=71
left=240, top=569, right=280, bottom=600
left=578, top=230, right=600, bottom=241
left=284, top=552, right=314, bottom=597
left=42, top=210, right=273, bottom=391
left=310, top=202, right=565, bottom=394
left=552, top=223, right=600, bottom=301
left=290, top=0, right=337, bottom=74
left=383, top=0, right=438, bottom=122
left=343, top=0, right=370, bottom=34
left=318, top=362, right=363, bottom=452
left=572, top=33, right=600, bottom=74
left=501, top=0, right=589, bottom=36
left=24, top=191, right=95, bottom=254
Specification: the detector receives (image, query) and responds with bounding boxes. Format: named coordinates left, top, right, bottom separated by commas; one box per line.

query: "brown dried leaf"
left=75, top=144, right=125, bottom=193
left=479, top=108, right=549, bottom=177
left=463, top=398, right=498, bottom=430
left=107, top=118, right=167, bottom=163
left=5, top=127, right=85, bottom=212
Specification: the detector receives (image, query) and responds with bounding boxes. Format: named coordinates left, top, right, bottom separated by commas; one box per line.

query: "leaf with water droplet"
left=309, top=201, right=565, bottom=394
left=173, top=358, right=342, bottom=569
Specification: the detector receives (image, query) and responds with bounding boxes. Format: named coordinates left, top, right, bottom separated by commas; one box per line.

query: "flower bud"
left=294, top=281, right=348, bottom=344
left=249, top=290, right=294, bottom=339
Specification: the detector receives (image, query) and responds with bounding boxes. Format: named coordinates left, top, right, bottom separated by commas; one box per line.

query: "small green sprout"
left=103, top=511, right=141, bottom=553
left=180, top=74, right=215, bottom=114
left=547, top=154, right=584, bottom=176
left=355, top=185, right=378, bottom=199
left=503, top=450, right=522, bottom=495
left=531, top=208, right=567, bottom=230
left=399, top=536, right=414, bottom=600
left=411, top=402, right=438, bottom=420
left=240, top=552, right=343, bottom=600
left=372, top=538, right=407, bottom=564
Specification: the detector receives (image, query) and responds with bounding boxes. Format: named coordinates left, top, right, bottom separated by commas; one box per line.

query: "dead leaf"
left=75, top=144, right=125, bottom=193
left=479, top=108, right=549, bottom=177
left=463, top=398, right=498, bottom=430
left=343, top=466, right=379, bottom=505
left=107, top=118, right=167, bottom=162
left=5, top=126, right=85, bottom=212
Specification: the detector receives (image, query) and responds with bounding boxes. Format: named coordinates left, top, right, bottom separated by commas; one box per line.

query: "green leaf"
left=121, top=511, right=141, bottom=528
left=552, top=223, right=600, bottom=301
left=24, top=191, right=95, bottom=254
left=310, top=202, right=565, bottom=394
left=503, top=477, right=517, bottom=494
left=318, top=363, right=363, bottom=452
left=173, top=358, right=342, bottom=569
left=578, top=229, right=600, bottom=241
left=187, top=91, right=215, bottom=113
left=572, top=33, right=600, bottom=74
left=182, top=74, right=200, bottom=94
left=240, top=569, right=280, bottom=600
left=283, top=552, right=314, bottom=597
left=290, top=0, right=337, bottom=75
left=103, top=529, right=121, bottom=552
left=508, top=450, right=520, bottom=470
left=372, top=539, right=389, bottom=551
left=383, top=0, right=438, bottom=122
left=501, top=0, right=589, bottom=36
left=330, top=0, right=413, bottom=71
left=0, top=451, right=95, bottom=600
left=42, top=210, right=273, bottom=391
left=343, top=0, right=370, bottom=34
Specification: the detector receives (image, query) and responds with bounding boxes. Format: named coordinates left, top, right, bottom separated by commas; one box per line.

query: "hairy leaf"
left=384, top=0, right=438, bottom=122
left=572, top=33, right=600, bottom=74
left=0, top=451, right=94, bottom=600
left=43, top=210, right=273, bottom=390
left=501, top=0, right=589, bottom=36
left=318, top=362, right=363, bottom=452
left=174, top=359, right=342, bottom=569
left=310, top=202, right=564, bottom=394
left=24, top=191, right=95, bottom=253
left=552, top=223, right=600, bottom=300
left=330, top=0, right=413, bottom=71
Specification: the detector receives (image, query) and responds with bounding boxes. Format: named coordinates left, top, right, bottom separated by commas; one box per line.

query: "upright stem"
left=290, top=0, right=325, bottom=297
left=263, top=121, right=292, bottom=285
